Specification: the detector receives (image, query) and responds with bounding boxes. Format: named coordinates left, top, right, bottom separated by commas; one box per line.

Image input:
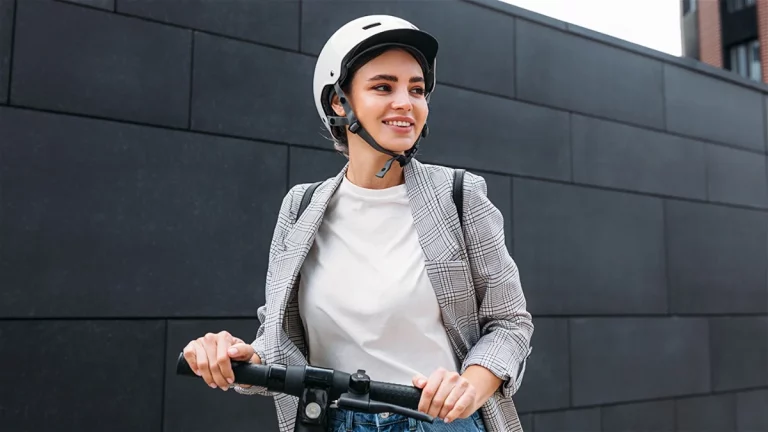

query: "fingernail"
left=418, top=378, right=427, bottom=386
left=227, top=378, right=234, bottom=384
left=195, top=370, right=201, bottom=376
left=209, top=383, right=217, bottom=389
left=228, top=347, right=237, bottom=355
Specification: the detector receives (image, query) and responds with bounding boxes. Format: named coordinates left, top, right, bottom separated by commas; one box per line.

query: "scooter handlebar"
left=175, top=353, right=424, bottom=411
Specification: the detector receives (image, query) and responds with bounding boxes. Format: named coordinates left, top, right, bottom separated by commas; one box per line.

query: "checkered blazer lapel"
left=403, top=159, right=465, bottom=263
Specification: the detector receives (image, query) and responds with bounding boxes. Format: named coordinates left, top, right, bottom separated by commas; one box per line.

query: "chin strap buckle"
left=376, top=158, right=396, bottom=178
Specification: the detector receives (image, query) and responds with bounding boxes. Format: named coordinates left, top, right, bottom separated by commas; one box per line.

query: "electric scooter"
left=176, top=353, right=434, bottom=432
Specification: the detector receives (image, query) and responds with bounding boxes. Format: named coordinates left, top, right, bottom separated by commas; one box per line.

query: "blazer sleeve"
left=234, top=184, right=301, bottom=396
left=459, top=172, right=534, bottom=399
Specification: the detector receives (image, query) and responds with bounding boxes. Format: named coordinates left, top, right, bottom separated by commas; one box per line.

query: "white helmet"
left=312, top=15, right=439, bottom=178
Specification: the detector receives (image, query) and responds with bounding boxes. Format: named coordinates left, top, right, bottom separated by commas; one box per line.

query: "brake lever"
left=335, top=398, right=434, bottom=423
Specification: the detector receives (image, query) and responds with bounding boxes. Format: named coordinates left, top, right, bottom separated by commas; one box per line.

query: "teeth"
left=384, top=120, right=411, bottom=127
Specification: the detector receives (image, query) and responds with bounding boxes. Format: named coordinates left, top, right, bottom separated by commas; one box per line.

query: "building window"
left=726, top=0, right=756, bottom=13
left=683, top=0, right=697, bottom=14
left=728, top=39, right=762, bottom=81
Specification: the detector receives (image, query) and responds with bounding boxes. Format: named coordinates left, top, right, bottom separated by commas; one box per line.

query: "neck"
left=345, top=139, right=406, bottom=189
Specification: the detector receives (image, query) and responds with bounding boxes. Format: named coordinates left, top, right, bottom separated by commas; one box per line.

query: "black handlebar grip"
left=175, top=353, right=270, bottom=388
left=369, top=381, right=423, bottom=411
left=176, top=353, right=196, bottom=376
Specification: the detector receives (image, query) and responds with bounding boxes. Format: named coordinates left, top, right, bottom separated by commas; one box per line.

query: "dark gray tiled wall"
left=61, top=0, right=114, bottom=10
left=533, top=407, right=602, bottom=432
left=737, top=390, right=768, bottom=432
left=3, top=0, right=767, bottom=430
left=571, top=114, right=707, bottom=199
left=0, top=320, right=166, bottom=432
left=513, top=180, right=667, bottom=315
left=513, top=319, right=570, bottom=413
left=118, top=0, right=300, bottom=50
left=706, top=144, right=768, bottom=208
left=709, top=317, right=768, bottom=392
left=0, top=107, right=287, bottom=318
left=570, top=318, right=710, bottom=405
left=421, top=86, right=571, bottom=181
left=665, top=64, right=766, bottom=152
left=665, top=200, right=768, bottom=315
left=601, top=400, right=676, bottom=432
left=0, top=0, right=14, bottom=104
left=12, top=0, right=191, bottom=127
left=190, top=32, right=318, bottom=145
left=516, top=19, right=665, bottom=129
left=676, top=394, right=738, bottom=432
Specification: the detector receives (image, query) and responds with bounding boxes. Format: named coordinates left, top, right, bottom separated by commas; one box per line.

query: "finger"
left=228, top=342, right=255, bottom=362
left=194, top=340, right=216, bottom=388
left=412, top=374, right=428, bottom=388
left=439, top=378, right=469, bottom=420
left=418, top=368, right=446, bottom=414
left=227, top=337, right=250, bottom=358
left=444, top=391, right=476, bottom=423
left=216, top=332, right=235, bottom=386
left=429, top=373, right=459, bottom=418
left=202, top=334, right=230, bottom=390
left=182, top=342, right=201, bottom=376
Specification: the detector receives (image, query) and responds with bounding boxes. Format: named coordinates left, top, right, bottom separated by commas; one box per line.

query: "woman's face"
left=334, top=48, right=429, bottom=153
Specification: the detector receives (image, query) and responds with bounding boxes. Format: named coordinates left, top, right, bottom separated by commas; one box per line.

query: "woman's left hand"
left=412, top=367, right=478, bottom=423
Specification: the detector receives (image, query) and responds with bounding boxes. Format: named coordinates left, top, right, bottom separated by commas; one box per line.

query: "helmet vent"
left=362, top=22, right=381, bottom=30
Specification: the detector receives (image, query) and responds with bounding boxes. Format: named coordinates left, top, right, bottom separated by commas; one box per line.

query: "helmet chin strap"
left=328, top=83, right=428, bottom=178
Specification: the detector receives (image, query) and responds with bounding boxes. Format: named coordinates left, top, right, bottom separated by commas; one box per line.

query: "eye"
left=411, top=87, right=426, bottom=95
left=372, top=84, right=391, bottom=92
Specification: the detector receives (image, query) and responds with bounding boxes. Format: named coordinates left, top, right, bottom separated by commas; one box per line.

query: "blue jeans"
left=326, top=408, right=486, bottom=432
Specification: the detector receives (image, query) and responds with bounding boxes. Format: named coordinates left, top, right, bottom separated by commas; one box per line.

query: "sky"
left=501, top=0, right=683, bottom=56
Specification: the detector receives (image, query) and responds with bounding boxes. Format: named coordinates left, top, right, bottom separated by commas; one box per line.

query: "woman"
left=182, top=15, right=534, bottom=432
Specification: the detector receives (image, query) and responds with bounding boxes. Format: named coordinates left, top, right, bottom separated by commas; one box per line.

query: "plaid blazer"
left=237, top=159, right=534, bottom=432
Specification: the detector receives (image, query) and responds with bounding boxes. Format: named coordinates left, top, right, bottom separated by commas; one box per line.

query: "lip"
left=381, top=116, right=415, bottom=125
left=383, top=124, right=414, bottom=135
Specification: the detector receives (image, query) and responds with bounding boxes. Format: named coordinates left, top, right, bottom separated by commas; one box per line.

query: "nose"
left=391, top=87, right=412, bottom=111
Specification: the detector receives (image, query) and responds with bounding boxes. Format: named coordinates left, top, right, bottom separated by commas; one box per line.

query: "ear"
left=331, top=93, right=346, bottom=117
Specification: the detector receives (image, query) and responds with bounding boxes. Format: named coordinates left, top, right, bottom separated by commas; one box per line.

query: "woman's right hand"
left=182, top=330, right=261, bottom=391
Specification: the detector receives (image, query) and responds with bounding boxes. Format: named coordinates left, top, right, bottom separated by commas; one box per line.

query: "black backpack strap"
left=296, top=181, right=322, bottom=223
left=452, top=169, right=465, bottom=227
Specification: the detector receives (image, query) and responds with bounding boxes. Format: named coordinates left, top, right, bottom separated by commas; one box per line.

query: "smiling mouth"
left=382, top=120, right=414, bottom=128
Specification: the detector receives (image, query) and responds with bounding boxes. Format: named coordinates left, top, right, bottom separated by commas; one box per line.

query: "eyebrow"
left=367, top=74, right=425, bottom=83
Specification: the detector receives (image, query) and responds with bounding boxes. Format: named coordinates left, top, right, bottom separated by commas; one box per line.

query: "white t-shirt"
left=298, top=176, right=459, bottom=385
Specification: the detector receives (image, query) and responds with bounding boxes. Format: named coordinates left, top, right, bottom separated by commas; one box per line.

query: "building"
left=681, top=0, right=766, bottom=83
